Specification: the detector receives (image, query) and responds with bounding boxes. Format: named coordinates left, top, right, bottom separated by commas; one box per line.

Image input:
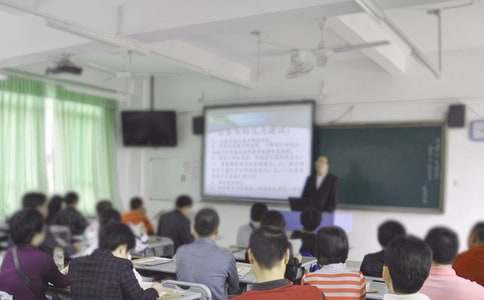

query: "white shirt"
left=316, top=175, right=326, bottom=189
left=384, top=293, right=431, bottom=300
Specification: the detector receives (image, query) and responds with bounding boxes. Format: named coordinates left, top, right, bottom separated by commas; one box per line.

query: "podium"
left=279, top=210, right=352, bottom=233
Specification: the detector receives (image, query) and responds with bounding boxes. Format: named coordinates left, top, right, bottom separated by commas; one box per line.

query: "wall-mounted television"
left=121, top=111, right=177, bottom=147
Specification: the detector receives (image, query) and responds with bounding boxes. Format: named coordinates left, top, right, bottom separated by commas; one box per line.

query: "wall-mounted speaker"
left=193, top=116, right=204, bottom=135
left=447, top=104, right=466, bottom=128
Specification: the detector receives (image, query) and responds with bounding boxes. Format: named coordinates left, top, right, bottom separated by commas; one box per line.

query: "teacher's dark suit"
left=301, top=174, right=338, bottom=212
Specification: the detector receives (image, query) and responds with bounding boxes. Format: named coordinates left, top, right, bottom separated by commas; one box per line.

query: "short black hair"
left=384, top=235, right=432, bottom=294
left=249, top=226, right=290, bottom=269
left=130, top=197, right=143, bottom=210
left=378, top=220, right=406, bottom=247
left=9, top=209, right=45, bottom=246
left=471, top=222, right=484, bottom=243
left=261, top=210, right=286, bottom=229
left=250, top=203, right=268, bottom=222
left=99, top=208, right=122, bottom=226
left=96, top=200, right=113, bottom=216
left=176, top=195, right=193, bottom=209
left=300, top=208, right=322, bottom=232
left=425, top=227, right=459, bottom=265
left=194, top=208, right=219, bottom=237
left=47, top=195, right=64, bottom=224
left=22, top=192, right=47, bottom=209
left=315, top=226, right=349, bottom=265
left=65, top=192, right=79, bottom=205
left=99, top=222, right=135, bottom=251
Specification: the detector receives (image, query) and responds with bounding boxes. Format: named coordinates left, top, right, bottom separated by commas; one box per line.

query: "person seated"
left=234, top=227, right=324, bottom=300
left=453, top=222, right=484, bottom=286
left=360, top=220, right=406, bottom=277
left=260, top=210, right=286, bottom=229
left=69, top=222, right=163, bottom=300
left=122, top=197, right=154, bottom=235
left=22, top=192, right=76, bottom=257
left=421, top=227, right=484, bottom=299
left=236, top=203, right=268, bottom=248
left=81, top=208, right=121, bottom=256
left=53, top=191, right=88, bottom=236
left=383, top=235, right=432, bottom=300
left=0, top=209, right=69, bottom=300
left=84, top=200, right=113, bottom=249
left=303, top=226, right=366, bottom=300
left=176, top=208, right=239, bottom=300
left=46, top=195, right=64, bottom=225
left=290, top=208, right=321, bottom=257
left=157, top=195, right=194, bottom=251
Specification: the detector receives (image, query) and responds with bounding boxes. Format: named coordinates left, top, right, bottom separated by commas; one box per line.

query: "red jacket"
left=453, top=246, right=484, bottom=287
left=234, top=280, right=324, bottom=300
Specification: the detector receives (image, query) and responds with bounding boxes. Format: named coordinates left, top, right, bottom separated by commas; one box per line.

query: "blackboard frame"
left=316, top=121, right=447, bottom=214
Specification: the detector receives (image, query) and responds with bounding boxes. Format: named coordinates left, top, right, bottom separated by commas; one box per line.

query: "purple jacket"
left=0, top=246, right=70, bottom=299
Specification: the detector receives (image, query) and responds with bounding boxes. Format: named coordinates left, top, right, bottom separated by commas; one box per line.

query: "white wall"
left=117, top=48, right=484, bottom=260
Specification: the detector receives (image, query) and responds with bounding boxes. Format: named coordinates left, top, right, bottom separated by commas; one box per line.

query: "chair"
left=162, top=280, right=212, bottom=300
left=0, top=291, right=12, bottom=300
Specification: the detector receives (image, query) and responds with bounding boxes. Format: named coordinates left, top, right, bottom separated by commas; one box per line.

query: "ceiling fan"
left=261, top=18, right=390, bottom=78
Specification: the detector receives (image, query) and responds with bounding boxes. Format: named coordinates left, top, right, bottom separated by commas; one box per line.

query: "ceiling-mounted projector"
left=46, top=58, right=83, bottom=76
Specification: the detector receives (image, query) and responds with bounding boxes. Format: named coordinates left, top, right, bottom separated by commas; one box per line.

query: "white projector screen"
left=202, top=101, right=314, bottom=202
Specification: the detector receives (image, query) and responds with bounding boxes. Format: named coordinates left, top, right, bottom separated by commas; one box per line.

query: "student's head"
left=194, top=208, right=219, bottom=238
left=261, top=210, right=286, bottom=230
left=315, top=226, right=349, bottom=266
left=383, top=235, right=432, bottom=295
left=130, top=197, right=144, bottom=212
left=9, top=209, right=45, bottom=247
left=315, top=156, right=329, bottom=176
left=248, top=227, right=290, bottom=279
left=99, top=208, right=122, bottom=226
left=250, top=203, right=268, bottom=223
left=99, top=222, right=135, bottom=259
left=96, top=200, right=113, bottom=217
left=378, top=220, right=406, bottom=248
left=468, top=222, right=484, bottom=249
left=300, top=208, right=322, bottom=232
left=425, top=227, right=459, bottom=265
left=176, top=195, right=193, bottom=216
left=22, top=192, right=48, bottom=218
left=65, top=191, right=79, bottom=207
left=47, top=195, right=63, bottom=223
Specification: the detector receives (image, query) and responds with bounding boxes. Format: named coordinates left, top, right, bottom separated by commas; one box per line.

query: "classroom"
left=1, top=1, right=484, bottom=300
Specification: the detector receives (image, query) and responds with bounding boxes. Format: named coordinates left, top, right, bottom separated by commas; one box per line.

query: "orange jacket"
left=122, top=210, right=155, bottom=235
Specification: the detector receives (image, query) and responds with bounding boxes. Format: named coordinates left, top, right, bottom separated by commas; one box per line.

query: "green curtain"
left=0, top=76, right=47, bottom=218
left=52, top=86, right=118, bottom=214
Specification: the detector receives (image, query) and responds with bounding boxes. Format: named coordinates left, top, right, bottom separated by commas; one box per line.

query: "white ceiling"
left=0, top=0, right=483, bottom=86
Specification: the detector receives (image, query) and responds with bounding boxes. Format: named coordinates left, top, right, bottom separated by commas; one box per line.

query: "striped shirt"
left=303, top=263, right=366, bottom=300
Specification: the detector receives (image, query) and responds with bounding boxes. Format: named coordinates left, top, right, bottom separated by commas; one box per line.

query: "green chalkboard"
left=316, top=123, right=445, bottom=212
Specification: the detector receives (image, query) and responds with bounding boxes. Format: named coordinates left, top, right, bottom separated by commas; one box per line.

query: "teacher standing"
left=301, top=156, right=338, bottom=212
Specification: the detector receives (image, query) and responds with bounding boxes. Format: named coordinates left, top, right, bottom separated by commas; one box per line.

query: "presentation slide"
left=203, top=101, right=314, bottom=201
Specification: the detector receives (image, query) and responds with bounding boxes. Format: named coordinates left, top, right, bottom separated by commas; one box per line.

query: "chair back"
left=162, top=280, right=212, bottom=300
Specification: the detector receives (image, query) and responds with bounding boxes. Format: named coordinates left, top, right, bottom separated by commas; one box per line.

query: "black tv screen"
left=122, top=111, right=177, bottom=146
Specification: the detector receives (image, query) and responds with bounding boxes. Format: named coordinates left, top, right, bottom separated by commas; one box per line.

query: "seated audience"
left=453, top=222, right=484, bottom=286
left=234, top=226, right=324, bottom=300
left=0, top=209, right=69, bottom=300
left=303, top=226, right=366, bottom=300
left=261, top=210, right=286, bottom=229
left=421, top=227, right=484, bottom=299
left=69, top=222, right=163, bottom=300
left=53, top=191, right=88, bottom=235
left=122, top=197, right=154, bottom=235
left=236, top=203, right=268, bottom=248
left=176, top=208, right=239, bottom=300
left=84, top=200, right=113, bottom=247
left=22, top=192, right=76, bottom=257
left=81, top=208, right=121, bottom=256
left=46, top=195, right=64, bottom=225
left=157, top=195, right=194, bottom=251
left=361, top=220, right=406, bottom=277
left=290, top=208, right=321, bottom=257
left=383, top=235, right=432, bottom=300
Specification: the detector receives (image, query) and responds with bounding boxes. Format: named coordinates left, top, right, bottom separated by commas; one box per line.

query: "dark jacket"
left=301, top=174, right=338, bottom=212
left=53, top=207, right=88, bottom=236
left=290, top=231, right=317, bottom=257
left=360, top=250, right=385, bottom=278
left=69, top=249, right=158, bottom=300
left=157, top=210, right=194, bottom=251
